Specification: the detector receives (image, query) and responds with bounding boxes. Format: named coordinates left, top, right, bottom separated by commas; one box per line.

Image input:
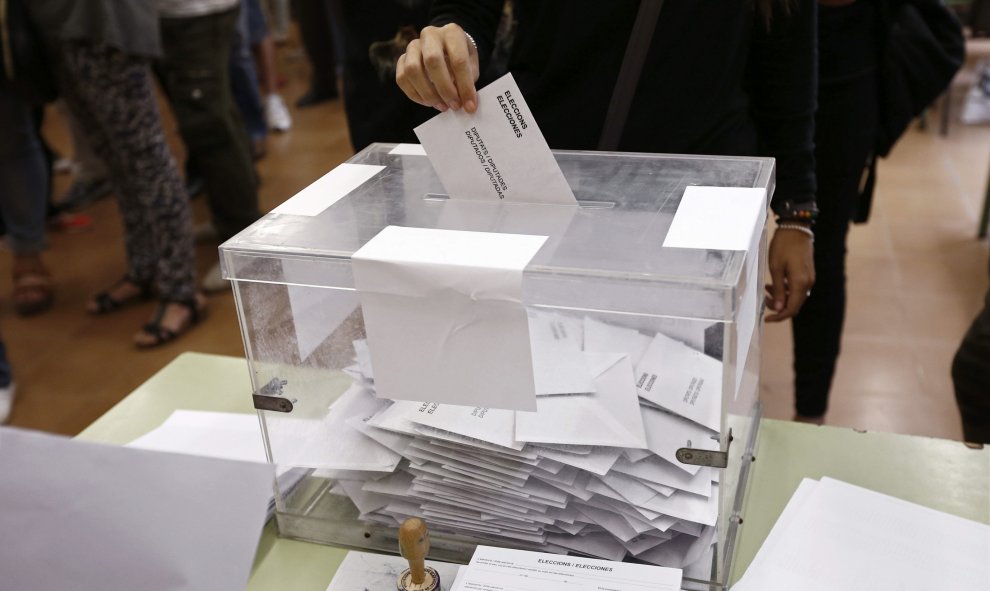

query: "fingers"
left=442, top=25, right=479, bottom=112
left=401, top=37, right=446, bottom=110
left=421, top=30, right=459, bottom=109
left=777, top=266, right=815, bottom=321
left=396, top=24, right=479, bottom=112
left=763, top=261, right=788, bottom=322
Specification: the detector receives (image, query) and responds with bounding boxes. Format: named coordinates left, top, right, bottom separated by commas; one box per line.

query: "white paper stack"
left=323, top=312, right=724, bottom=569
left=733, top=477, right=990, bottom=590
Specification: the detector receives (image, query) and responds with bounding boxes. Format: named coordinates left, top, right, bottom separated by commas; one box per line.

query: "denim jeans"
left=229, top=0, right=267, bottom=142
left=0, top=84, right=48, bottom=255
left=0, top=337, right=10, bottom=389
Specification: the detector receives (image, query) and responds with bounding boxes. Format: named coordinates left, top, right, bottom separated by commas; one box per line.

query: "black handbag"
left=1, top=0, right=57, bottom=104
left=875, top=0, right=965, bottom=157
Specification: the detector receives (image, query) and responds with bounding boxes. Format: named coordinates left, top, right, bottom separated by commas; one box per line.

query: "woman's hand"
left=396, top=24, right=480, bottom=113
left=764, top=227, right=816, bottom=322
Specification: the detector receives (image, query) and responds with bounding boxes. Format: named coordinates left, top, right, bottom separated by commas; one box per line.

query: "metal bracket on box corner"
left=676, top=428, right=732, bottom=469
left=252, top=377, right=294, bottom=413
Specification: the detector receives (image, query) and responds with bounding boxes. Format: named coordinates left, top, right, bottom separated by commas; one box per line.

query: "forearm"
left=750, top=0, right=819, bottom=217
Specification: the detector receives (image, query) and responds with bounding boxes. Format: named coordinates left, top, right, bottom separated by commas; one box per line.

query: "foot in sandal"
left=133, top=294, right=208, bottom=348
left=86, top=276, right=155, bottom=315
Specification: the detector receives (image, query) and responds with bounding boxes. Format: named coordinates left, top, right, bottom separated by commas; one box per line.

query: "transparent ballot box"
left=220, top=144, right=773, bottom=590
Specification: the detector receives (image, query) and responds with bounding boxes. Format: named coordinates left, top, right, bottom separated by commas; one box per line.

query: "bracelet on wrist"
left=776, top=222, right=815, bottom=240
left=774, top=199, right=819, bottom=226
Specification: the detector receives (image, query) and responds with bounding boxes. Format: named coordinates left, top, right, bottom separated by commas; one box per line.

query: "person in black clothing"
left=953, top=254, right=990, bottom=443
left=396, top=0, right=817, bottom=323
left=792, top=0, right=879, bottom=421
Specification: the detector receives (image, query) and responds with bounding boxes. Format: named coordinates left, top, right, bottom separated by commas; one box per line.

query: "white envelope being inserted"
left=352, top=226, right=547, bottom=412
left=415, top=73, right=577, bottom=205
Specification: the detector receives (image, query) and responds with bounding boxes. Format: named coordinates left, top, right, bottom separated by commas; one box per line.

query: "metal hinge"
left=676, top=428, right=732, bottom=469
left=252, top=377, right=294, bottom=413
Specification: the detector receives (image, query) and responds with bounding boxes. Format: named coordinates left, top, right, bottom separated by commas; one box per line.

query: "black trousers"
left=791, top=3, right=878, bottom=417
left=953, top=253, right=990, bottom=443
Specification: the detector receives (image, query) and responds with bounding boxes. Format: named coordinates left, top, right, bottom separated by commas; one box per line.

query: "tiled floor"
left=1, top=43, right=988, bottom=441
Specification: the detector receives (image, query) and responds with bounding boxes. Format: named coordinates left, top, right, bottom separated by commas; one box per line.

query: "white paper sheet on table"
left=634, top=333, right=722, bottom=431
left=662, top=186, right=766, bottom=251
left=0, top=427, right=274, bottom=591
left=415, top=73, right=577, bottom=206
left=733, top=477, right=990, bottom=591
left=126, top=409, right=266, bottom=464
left=325, top=551, right=461, bottom=591
left=515, top=355, right=647, bottom=448
left=271, top=163, right=385, bottom=216
left=352, top=226, right=547, bottom=411
left=453, top=546, right=681, bottom=591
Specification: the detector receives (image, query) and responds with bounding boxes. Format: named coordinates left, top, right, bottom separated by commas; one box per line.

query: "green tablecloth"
left=77, top=352, right=990, bottom=589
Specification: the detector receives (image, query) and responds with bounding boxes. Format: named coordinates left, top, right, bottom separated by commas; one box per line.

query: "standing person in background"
left=1, top=0, right=55, bottom=317
left=157, top=0, right=262, bottom=292
left=789, top=0, right=880, bottom=423
left=244, top=0, right=293, bottom=132
left=28, top=0, right=207, bottom=347
left=333, top=0, right=434, bottom=151
left=230, top=0, right=270, bottom=160
left=397, top=0, right=818, bottom=323
left=292, top=0, right=339, bottom=108
left=0, top=85, right=55, bottom=317
left=953, top=254, right=990, bottom=443
left=0, top=336, right=13, bottom=423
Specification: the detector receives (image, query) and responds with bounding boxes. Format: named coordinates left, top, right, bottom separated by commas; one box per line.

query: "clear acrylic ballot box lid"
left=221, top=144, right=774, bottom=590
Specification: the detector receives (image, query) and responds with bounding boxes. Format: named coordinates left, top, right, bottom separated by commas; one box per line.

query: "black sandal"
left=88, top=276, right=155, bottom=315
left=135, top=297, right=207, bottom=349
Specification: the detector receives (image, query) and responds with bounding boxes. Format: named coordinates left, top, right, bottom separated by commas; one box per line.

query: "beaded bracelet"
left=776, top=222, right=815, bottom=240
left=775, top=199, right=819, bottom=225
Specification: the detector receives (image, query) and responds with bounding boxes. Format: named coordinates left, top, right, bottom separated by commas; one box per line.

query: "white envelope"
left=529, top=310, right=596, bottom=395
left=583, top=317, right=652, bottom=367
left=634, top=333, right=723, bottom=431
left=612, top=456, right=713, bottom=498
left=398, top=399, right=518, bottom=450
left=640, top=485, right=720, bottom=527
left=352, top=226, right=547, bottom=412
left=515, top=354, right=647, bottom=448
left=535, top=446, right=623, bottom=476
left=640, top=404, right=719, bottom=476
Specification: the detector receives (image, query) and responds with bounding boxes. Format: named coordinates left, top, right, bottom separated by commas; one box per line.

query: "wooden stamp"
left=397, top=518, right=441, bottom=591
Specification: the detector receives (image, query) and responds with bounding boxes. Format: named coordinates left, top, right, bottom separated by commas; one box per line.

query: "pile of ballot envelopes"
left=319, top=310, right=724, bottom=568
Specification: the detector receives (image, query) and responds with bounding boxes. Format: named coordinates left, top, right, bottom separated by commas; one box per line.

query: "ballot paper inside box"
left=220, top=144, right=774, bottom=591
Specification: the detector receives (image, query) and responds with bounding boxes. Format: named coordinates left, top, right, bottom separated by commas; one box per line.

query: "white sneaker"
left=201, top=262, right=229, bottom=293
left=0, top=382, right=16, bottom=424
left=265, top=94, right=293, bottom=132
